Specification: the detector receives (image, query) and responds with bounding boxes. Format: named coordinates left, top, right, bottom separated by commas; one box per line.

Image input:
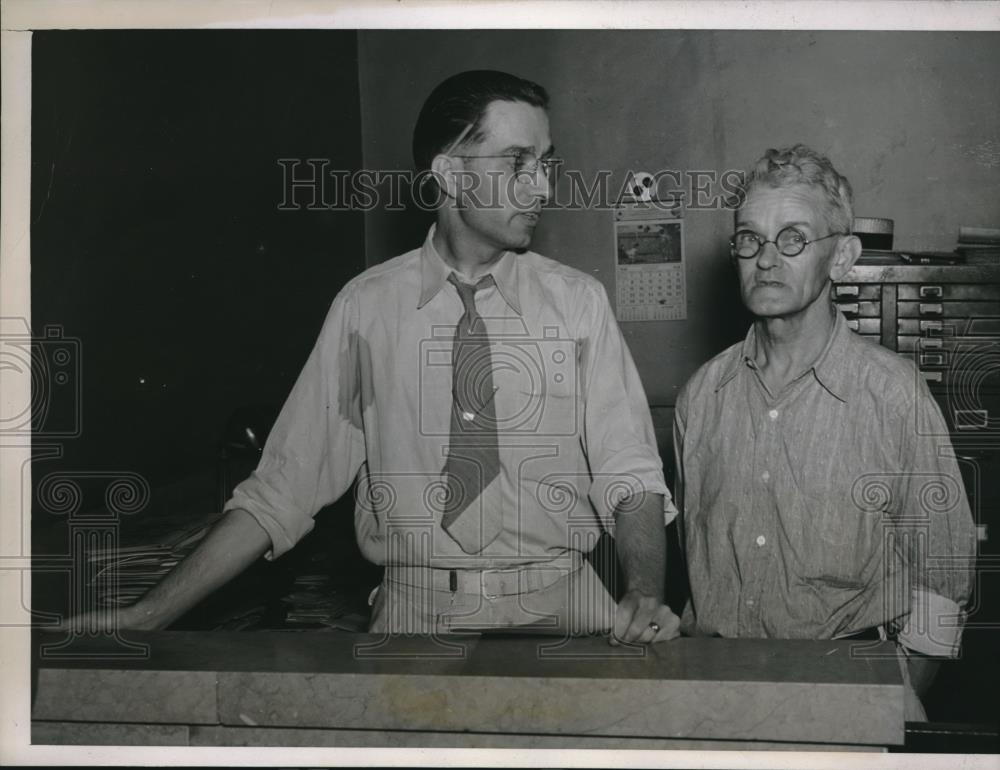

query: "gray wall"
left=358, top=30, right=1000, bottom=409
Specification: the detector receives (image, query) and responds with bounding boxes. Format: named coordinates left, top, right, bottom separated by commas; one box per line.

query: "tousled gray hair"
left=735, top=144, right=854, bottom=234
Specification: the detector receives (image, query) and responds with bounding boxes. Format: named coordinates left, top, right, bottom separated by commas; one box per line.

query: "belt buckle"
left=480, top=568, right=507, bottom=600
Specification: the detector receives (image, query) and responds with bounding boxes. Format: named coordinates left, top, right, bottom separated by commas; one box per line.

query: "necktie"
left=440, top=272, right=502, bottom=553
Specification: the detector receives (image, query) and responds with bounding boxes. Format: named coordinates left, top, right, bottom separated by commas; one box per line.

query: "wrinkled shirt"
left=675, top=311, right=976, bottom=657
left=227, top=226, right=674, bottom=569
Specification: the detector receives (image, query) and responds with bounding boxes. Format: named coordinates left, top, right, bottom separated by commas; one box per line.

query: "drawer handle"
left=919, top=352, right=945, bottom=367
left=919, top=303, right=943, bottom=316
left=846, top=319, right=860, bottom=331
left=954, top=409, right=988, bottom=430
left=920, top=320, right=944, bottom=332
left=838, top=302, right=860, bottom=315
left=919, top=337, right=944, bottom=350
left=835, top=285, right=860, bottom=298
left=920, top=285, right=943, bottom=299
left=921, top=371, right=943, bottom=383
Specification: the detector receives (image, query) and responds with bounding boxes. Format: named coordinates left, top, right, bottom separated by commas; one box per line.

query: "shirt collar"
left=809, top=310, right=852, bottom=402
left=715, top=332, right=752, bottom=392
left=417, top=224, right=522, bottom=315
left=715, top=309, right=851, bottom=402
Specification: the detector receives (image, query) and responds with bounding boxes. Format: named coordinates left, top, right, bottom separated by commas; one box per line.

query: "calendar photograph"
left=615, top=219, right=683, bottom=265
left=614, top=216, right=687, bottom=322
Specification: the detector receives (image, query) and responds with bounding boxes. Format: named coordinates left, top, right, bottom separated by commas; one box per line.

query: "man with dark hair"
left=412, top=69, right=550, bottom=189
left=674, top=144, right=977, bottom=715
left=76, top=70, right=680, bottom=642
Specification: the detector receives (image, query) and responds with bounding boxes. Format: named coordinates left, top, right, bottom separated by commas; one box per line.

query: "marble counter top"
left=33, top=631, right=904, bottom=747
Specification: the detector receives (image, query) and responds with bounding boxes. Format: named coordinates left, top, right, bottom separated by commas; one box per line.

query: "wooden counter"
left=32, top=631, right=904, bottom=750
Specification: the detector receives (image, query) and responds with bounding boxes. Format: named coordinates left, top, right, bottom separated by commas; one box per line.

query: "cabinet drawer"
left=898, top=284, right=1000, bottom=301
left=845, top=318, right=881, bottom=335
left=898, top=318, right=1000, bottom=335
left=833, top=284, right=881, bottom=300
left=924, top=382, right=1000, bottom=434
left=897, top=301, right=997, bottom=318
left=834, top=300, right=881, bottom=317
left=911, top=350, right=1000, bottom=397
left=897, top=336, right=998, bottom=353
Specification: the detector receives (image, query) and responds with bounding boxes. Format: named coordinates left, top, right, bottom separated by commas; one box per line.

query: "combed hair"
left=412, top=70, right=549, bottom=175
left=734, top=144, right=854, bottom=234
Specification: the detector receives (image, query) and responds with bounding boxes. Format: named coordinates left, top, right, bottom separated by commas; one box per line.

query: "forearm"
left=614, top=492, right=666, bottom=601
left=123, top=508, right=271, bottom=630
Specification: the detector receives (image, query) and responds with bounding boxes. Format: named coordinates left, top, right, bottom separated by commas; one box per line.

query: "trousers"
left=367, top=559, right=616, bottom=636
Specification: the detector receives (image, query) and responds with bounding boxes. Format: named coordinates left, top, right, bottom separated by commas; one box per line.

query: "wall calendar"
left=614, top=193, right=687, bottom=322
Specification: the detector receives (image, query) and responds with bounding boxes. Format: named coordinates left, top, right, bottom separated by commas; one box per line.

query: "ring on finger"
left=648, top=621, right=661, bottom=634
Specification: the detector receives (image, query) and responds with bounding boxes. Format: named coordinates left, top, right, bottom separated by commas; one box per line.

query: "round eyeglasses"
left=730, top=227, right=846, bottom=259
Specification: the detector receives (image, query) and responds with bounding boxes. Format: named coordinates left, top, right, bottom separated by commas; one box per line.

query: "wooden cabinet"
left=837, top=263, right=1000, bottom=412
left=836, top=264, right=1000, bottom=620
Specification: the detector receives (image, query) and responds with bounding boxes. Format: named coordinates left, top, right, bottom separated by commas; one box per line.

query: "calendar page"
left=614, top=208, right=686, bottom=322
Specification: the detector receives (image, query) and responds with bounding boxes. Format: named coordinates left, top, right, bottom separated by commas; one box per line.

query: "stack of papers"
left=88, top=512, right=225, bottom=608
left=957, top=226, right=1000, bottom=262
left=281, top=573, right=366, bottom=631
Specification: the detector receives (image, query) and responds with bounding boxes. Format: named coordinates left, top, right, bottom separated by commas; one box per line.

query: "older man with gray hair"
left=674, top=144, right=977, bottom=717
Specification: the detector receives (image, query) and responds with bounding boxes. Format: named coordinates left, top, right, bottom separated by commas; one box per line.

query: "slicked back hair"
left=412, top=70, right=549, bottom=177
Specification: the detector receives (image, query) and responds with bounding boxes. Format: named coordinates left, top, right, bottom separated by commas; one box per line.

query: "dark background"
left=29, top=30, right=373, bottom=631
left=30, top=30, right=366, bottom=491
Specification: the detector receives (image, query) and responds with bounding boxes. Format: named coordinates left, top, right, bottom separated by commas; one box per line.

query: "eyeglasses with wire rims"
left=730, top=226, right=848, bottom=259
left=452, top=149, right=562, bottom=177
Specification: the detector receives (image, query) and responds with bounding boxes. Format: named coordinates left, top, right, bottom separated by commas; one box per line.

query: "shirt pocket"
left=498, top=385, right=580, bottom=437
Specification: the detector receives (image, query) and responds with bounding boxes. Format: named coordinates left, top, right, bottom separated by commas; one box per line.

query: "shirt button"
left=746, top=599, right=755, bottom=607
left=761, top=470, right=770, bottom=482
left=756, top=535, right=767, bottom=547
left=768, top=409, right=779, bottom=420
left=461, top=411, right=475, bottom=422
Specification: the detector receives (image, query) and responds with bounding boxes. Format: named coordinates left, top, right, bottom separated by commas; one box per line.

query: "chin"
left=501, top=231, right=533, bottom=251
left=743, top=286, right=791, bottom=316
left=745, top=298, right=793, bottom=318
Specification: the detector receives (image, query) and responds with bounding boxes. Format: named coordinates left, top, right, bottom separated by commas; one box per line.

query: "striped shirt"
left=674, top=311, right=976, bottom=656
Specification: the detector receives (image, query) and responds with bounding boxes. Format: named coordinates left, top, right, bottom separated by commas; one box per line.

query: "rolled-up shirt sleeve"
left=893, top=383, right=977, bottom=657
left=225, top=286, right=366, bottom=560
left=578, top=280, right=675, bottom=532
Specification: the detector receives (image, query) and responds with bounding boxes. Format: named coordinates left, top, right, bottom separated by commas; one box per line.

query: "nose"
left=513, top=166, right=550, bottom=207
left=755, top=240, right=781, bottom=269
left=528, top=164, right=551, bottom=203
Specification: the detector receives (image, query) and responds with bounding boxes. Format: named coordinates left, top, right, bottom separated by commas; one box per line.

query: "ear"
left=828, top=234, right=862, bottom=282
left=430, top=153, right=460, bottom=201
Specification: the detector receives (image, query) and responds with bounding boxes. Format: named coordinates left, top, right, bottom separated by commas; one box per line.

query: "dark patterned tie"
left=440, top=273, right=502, bottom=553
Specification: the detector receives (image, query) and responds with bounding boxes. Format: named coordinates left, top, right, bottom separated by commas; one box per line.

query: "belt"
left=385, top=556, right=583, bottom=600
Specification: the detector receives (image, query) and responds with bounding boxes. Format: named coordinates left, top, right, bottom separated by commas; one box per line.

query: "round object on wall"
left=625, top=171, right=656, bottom=202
